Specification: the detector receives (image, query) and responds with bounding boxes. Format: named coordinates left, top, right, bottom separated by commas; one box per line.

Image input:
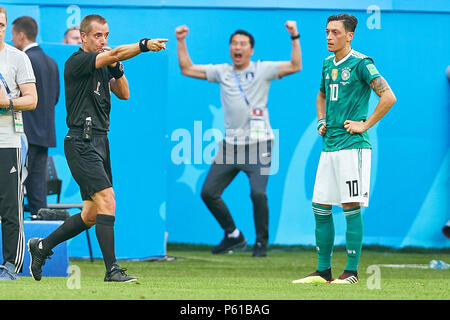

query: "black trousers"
left=201, top=140, right=272, bottom=246
left=24, top=144, right=48, bottom=215
left=0, top=148, right=25, bottom=273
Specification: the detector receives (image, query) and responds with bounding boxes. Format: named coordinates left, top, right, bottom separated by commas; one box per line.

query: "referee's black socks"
left=41, top=213, right=88, bottom=254
left=95, top=214, right=116, bottom=272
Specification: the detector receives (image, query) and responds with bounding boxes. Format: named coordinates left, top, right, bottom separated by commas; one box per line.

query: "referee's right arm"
left=95, top=39, right=168, bottom=69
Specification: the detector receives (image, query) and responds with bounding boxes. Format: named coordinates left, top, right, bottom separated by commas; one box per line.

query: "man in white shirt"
left=12, top=16, right=60, bottom=216
left=0, top=6, right=37, bottom=280
left=176, top=21, right=302, bottom=257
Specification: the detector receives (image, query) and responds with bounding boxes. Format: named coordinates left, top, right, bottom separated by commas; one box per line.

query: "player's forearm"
left=316, top=91, right=326, bottom=119
left=364, top=91, right=396, bottom=130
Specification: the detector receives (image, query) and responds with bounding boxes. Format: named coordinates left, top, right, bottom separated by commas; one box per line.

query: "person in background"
left=12, top=16, right=60, bottom=216
left=0, top=6, right=37, bottom=281
left=176, top=21, right=302, bottom=257
left=63, top=26, right=81, bottom=44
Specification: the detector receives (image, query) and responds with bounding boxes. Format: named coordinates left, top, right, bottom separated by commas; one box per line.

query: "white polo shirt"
left=0, top=43, right=35, bottom=148
left=205, top=60, right=279, bottom=145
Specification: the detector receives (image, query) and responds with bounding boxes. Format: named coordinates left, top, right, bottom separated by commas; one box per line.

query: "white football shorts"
left=312, top=148, right=371, bottom=207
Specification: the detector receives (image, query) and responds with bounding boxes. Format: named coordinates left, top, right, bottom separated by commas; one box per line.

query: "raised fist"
left=175, top=25, right=189, bottom=40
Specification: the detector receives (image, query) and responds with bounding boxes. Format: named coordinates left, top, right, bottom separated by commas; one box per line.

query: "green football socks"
left=313, top=203, right=334, bottom=271
left=343, top=206, right=363, bottom=272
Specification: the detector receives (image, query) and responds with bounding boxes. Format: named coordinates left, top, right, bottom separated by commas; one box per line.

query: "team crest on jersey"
left=341, top=67, right=351, bottom=81
left=246, top=72, right=255, bottom=82
left=331, top=69, right=338, bottom=81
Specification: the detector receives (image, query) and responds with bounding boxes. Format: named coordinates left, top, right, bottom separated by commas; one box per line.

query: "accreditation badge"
left=250, top=107, right=266, bottom=140
left=13, top=111, right=24, bottom=133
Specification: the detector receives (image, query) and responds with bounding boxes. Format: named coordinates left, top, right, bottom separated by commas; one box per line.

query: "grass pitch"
left=0, top=244, right=448, bottom=300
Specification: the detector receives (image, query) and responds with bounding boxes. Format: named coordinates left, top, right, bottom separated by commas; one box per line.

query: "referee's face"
left=81, top=20, right=109, bottom=53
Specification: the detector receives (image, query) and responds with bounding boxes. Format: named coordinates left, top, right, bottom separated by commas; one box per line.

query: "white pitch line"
left=376, top=264, right=430, bottom=269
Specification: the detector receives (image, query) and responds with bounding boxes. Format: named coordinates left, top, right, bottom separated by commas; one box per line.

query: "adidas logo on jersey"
left=10, top=166, right=17, bottom=174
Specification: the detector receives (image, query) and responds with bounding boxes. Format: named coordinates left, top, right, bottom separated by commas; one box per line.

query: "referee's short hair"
left=80, top=14, right=107, bottom=35
left=230, top=30, right=255, bottom=48
left=327, top=13, right=358, bottom=32
left=12, top=16, right=38, bottom=42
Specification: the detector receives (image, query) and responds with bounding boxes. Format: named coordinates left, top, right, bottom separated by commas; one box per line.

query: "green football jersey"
left=319, top=49, right=381, bottom=151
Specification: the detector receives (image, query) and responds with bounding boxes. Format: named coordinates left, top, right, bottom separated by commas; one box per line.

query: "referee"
left=28, top=14, right=167, bottom=282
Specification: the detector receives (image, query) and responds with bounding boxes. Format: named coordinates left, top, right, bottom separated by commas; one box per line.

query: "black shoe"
left=104, top=262, right=138, bottom=282
left=212, top=231, right=247, bottom=254
left=252, top=242, right=267, bottom=257
left=292, top=268, right=333, bottom=284
left=27, top=238, right=53, bottom=281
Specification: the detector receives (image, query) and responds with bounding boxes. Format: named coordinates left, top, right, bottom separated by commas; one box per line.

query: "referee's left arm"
left=110, top=76, right=129, bottom=100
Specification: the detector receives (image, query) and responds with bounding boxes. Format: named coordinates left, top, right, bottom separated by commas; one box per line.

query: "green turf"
left=1, top=244, right=449, bottom=300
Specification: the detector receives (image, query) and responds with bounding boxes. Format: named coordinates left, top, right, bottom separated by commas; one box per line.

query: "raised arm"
left=278, top=21, right=302, bottom=78
left=95, top=39, right=168, bottom=69
left=175, top=25, right=208, bottom=79
left=344, top=76, right=396, bottom=134
left=0, top=82, right=37, bottom=111
left=98, top=39, right=167, bottom=100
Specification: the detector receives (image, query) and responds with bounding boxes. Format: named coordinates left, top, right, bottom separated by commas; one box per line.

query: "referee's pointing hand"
left=147, top=39, right=168, bottom=51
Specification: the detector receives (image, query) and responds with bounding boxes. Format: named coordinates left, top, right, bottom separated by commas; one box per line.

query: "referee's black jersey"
left=64, top=48, right=113, bottom=133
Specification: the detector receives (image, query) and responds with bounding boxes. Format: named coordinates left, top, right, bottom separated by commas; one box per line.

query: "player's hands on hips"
left=175, top=25, right=189, bottom=40
left=344, top=120, right=366, bottom=134
left=318, top=122, right=327, bottom=136
left=147, top=39, right=168, bottom=51
left=285, top=21, right=298, bottom=36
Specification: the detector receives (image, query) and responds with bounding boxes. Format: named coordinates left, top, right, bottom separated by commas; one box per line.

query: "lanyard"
left=232, top=69, right=250, bottom=107
left=0, top=72, right=11, bottom=96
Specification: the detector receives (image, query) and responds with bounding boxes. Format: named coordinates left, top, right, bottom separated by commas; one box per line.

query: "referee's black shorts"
left=64, top=129, right=112, bottom=201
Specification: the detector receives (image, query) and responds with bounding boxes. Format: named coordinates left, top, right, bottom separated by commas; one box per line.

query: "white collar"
left=333, top=48, right=353, bottom=66
left=23, top=42, right=39, bottom=52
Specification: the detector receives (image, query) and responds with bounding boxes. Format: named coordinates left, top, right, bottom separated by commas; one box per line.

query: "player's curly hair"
left=327, top=14, right=358, bottom=32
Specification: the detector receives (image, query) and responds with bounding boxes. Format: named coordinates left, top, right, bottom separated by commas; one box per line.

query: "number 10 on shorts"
left=346, top=180, right=359, bottom=197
